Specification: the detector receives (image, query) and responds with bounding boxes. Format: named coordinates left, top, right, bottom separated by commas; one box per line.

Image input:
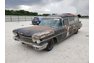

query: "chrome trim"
left=22, top=41, right=48, bottom=50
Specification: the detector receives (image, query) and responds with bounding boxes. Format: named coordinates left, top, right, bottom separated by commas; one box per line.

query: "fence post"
left=25, top=16, right=26, bottom=21
left=18, top=16, right=19, bottom=22
left=31, top=16, right=32, bottom=24
left=10, top=16, right=12, bottom=22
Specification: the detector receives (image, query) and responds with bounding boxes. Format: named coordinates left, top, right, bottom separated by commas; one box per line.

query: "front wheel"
left=45, top=39, right=54, bottom=51
left=21, top=42, right=25, bottom=44
left=74, top=29, right=78, bottom=34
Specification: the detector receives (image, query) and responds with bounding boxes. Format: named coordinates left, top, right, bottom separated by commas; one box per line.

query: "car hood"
left=13, top=25, right=54, bottom=37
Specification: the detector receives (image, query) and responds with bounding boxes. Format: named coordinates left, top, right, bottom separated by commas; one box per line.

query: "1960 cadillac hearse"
left=13, top=13, right=82, bottom=51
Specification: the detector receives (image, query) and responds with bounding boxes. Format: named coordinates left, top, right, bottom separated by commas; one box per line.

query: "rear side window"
left=68, top=16, right=75, bottom=25
left=74, top=16, right=79, bottom=22
left=69, top=16, right=74, bottom=21
left=63, top=17, right=68, bottom=25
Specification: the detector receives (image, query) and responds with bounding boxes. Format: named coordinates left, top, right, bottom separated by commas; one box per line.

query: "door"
left=67, top=16, right=78, bottom=35
left=63, top=17, right=70, bottom=37
left=54, top=18, right=67, bottom=42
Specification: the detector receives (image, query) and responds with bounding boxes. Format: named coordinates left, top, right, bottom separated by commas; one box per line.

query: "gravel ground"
left=5, top=18, right=89, bottom=63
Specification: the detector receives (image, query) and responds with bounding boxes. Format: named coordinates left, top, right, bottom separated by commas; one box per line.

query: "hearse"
left=13, top=13, right=82, bottom=51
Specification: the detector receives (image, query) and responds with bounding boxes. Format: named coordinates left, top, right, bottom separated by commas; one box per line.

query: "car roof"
left=35, top=13, right=77, bottom=19
left=41, top=16, right=61, bottom=19
left=60, top=13, right=77, bottom=17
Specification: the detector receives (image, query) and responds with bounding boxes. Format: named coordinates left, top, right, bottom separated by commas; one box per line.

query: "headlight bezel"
left=32, top=35, right=41, bottom=44
left=13, top=32, right=18, bottom=36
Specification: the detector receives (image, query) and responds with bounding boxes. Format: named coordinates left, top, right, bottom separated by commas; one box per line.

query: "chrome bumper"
left=13, top=36, right=48, bottom=50
left=22, top=41, right=48, bottom=50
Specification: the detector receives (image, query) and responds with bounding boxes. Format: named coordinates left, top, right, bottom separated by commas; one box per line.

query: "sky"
left=5, top=0, right=89, bottom=15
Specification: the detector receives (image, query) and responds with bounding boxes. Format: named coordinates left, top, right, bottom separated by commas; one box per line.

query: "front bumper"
left=14, top=36, right=48, bottom=50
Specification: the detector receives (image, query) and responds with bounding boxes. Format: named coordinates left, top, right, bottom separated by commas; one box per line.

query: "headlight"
left=32, top=35, right=41, bottom=44
left=13, top=32, right=17, bottom=36
left=36, top=40, right=41, bottom=44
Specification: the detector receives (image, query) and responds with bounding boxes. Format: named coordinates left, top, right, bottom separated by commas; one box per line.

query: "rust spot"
left=31, top=25, right=53, bottom=31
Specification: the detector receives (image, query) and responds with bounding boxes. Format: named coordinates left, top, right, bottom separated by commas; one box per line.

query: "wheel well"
left=53, top=37, right=57, bottom=43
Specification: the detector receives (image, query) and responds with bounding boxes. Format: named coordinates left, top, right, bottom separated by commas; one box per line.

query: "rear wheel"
left=45, top=39, right=54, bottom=51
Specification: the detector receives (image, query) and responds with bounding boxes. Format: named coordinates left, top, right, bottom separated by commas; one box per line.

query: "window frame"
left=63, top=17, right=69, bottom=26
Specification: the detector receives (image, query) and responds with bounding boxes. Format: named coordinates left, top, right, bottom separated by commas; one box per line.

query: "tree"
left=77, top=14, right=81, bottom=17
left=5, top=10, right=50, bottom=16
left=42, top=14, right=50, bottom=16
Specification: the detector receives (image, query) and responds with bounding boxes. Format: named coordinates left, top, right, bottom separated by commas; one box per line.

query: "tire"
left=74, top=29, right=78, bottom=34
left=45, top=39, right=54, bottom=51
left=22, top=42, right=25, bottom=44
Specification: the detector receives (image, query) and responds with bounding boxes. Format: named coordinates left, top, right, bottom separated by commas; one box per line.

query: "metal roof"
left=60, top=13, right=77, bottom=17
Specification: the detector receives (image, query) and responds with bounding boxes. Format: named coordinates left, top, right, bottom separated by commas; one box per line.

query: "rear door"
left=63, top=16, right=76, bottom=37
left=63, top=17, right=70, bottom=37
left=68, top=16, right=75, bottom=35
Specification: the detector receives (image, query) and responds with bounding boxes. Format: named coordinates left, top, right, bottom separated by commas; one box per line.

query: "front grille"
left=19, top=34, right=33, bottom=43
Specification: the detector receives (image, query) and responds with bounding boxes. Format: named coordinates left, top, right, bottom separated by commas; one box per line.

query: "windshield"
left=39, top=18, right=62, bottom=28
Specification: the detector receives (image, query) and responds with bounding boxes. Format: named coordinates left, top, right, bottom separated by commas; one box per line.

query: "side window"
left=68, top=16, right=75, bottom=25
left=55, top=19, right=62, bottom=28
left=61, top=18, right=64, bottom=25
left=59, top=19, right=63, bottom=26
left=74, top=16, right=79, bottom=22
left=63, top=17, right=68, bottom=25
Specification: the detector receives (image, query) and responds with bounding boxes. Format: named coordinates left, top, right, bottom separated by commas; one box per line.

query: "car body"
left=13, top=13, right=82, bottom=51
